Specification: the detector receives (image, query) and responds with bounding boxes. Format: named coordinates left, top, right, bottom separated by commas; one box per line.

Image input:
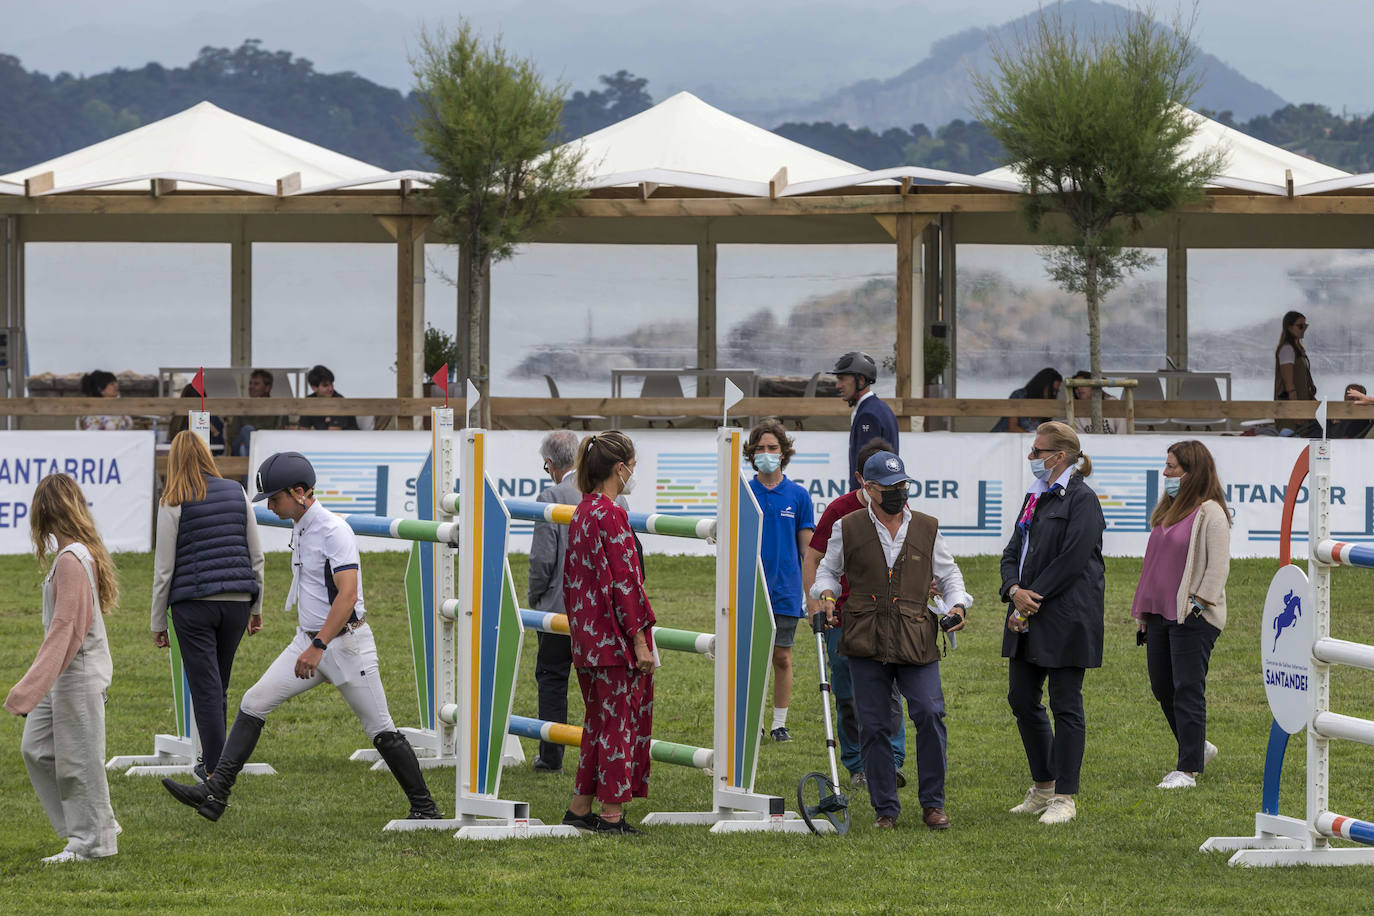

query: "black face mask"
left=878, top=486, right=908, bottom=515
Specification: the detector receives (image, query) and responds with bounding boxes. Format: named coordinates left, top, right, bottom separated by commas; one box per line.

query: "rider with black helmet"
left=833, top=352, right=899, bottom=491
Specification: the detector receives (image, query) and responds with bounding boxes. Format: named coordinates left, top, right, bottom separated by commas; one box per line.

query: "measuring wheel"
left=797, top=771, right=850, bottom=836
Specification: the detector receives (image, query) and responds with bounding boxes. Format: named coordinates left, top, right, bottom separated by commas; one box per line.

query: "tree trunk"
left=463, top=240, right=487, bottom=428
left=1085, top=250, right=1104, bottom=431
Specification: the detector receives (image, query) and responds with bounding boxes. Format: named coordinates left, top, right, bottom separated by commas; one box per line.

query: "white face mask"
left=753, top=452, right=782, bottom=474
left=1164, top=475, right=1181, bottom=497
left=619, top=467, right=637, bottom=495
left=1029, top=457, right=1054, bottom=482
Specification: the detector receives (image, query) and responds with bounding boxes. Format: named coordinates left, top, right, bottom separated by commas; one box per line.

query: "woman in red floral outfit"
left=559, top=430, right=656, bottom=835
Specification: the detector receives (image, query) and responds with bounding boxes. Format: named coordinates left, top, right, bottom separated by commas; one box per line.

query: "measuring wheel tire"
left=797, top=771, right=851, bottom=836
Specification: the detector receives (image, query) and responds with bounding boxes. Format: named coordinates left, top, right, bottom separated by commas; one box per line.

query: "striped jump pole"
left=1204, top=438, right=1374, bottom=866
left=254, top=506, right=459, bottom=546
left=518, top=608, right=715, bottom=657
left=506, top=715, right=714, bottom=771
left=442, top=494, right=718, bottom=542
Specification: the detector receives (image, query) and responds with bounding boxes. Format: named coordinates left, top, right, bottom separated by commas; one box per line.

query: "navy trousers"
left=1144, top=612, right=1220, bottom=772
left=534, top=631, right=572, bottom=768
left=170, top=599, right=252, bottom=773
left=1007, top=658, right=1086, bottom=795
left=849, top=656, right=946, bottom=818
left=825, top=628, right=906, bottom=775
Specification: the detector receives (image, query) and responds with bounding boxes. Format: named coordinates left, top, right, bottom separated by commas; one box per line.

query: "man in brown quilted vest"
left=810, top=451, right=971, bottom=831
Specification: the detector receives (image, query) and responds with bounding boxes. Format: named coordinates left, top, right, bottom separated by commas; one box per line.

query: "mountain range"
left=751, top=0, right=1286, bottom=129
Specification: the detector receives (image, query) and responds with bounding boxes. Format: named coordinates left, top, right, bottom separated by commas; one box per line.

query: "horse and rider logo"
left=1272, top=588, right=1302, bottom=651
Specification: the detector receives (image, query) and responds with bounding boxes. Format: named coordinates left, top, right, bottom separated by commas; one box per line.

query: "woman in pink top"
left=1130, top=441, right=1231, bottom=791
left=559, top=431, right=656, bottom=835
left=4, top=474, right=120, bottom=863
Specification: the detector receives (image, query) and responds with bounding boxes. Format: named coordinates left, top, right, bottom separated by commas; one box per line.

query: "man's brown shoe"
left=874, top=815, right=897, bottom=830
left=922, top=807, right=950, bottom=830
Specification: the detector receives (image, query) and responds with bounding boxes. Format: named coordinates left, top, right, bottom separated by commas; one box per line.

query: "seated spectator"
left=992, top=368, right=1062, bottom=433
left=1067, top=370, right=1124, bottom=436
left=166, top=384, right=226, bottom=450
left=298, top=365, right=358, bottom=431
left=79, top=370, right=133, bottom=431
left=232, top=369, right=283, bottom=456
left=1330, top=383, right=1374, bottom=439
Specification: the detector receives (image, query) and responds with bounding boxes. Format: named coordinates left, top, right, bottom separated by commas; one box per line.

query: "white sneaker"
left=1009, top=786, right=1055, bottom=815
left=1038, top=795, right=1077, bottom=824
left=1202, top=741, right=1218, bottom=767
left=1158, top=770, right=1197, bottom=789
left=41, top=849, right=90, bottom=865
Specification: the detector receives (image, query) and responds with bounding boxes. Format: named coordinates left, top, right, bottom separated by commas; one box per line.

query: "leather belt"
left=305, top=618, right=365, bottom=639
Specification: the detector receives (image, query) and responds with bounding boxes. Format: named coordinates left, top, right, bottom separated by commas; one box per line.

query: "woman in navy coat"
left=998, top=421, right=1105, bottom=826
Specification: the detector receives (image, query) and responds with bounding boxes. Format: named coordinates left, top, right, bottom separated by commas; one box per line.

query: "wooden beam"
left=396, top=216, right=420, bottom=423
left=1285, top=169, right=1294, bottom=198
left=769, top=167, right=788, bottom=201
left=276, top=173, right=302, bottom=197
left=895, top=213, right=915, bottom=401
left=24, top=172, right=53, bottom=196
left=152, top=178, right=178, bottom=197
left=1165, top=219, right=1187, bottom=385
left=0, top=195, right=438, bottom=216
left=697, top=238, right=717, bottom=396
left=230, top=217, right=251, bottom=369
left=639, top=181, right=658, bottom=201
left=158, top=455, right=249, bottom=476
left=900, top=176, right=913, bottom=196
left=873, top=215, right=897, bottom=239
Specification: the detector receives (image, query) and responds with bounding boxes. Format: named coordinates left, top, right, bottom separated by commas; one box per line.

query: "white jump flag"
left=1316, top=400, right=1329, bottom=440
left=466, top=378, right=481, bottom=427
left=723, top=378, right=744, bottom=427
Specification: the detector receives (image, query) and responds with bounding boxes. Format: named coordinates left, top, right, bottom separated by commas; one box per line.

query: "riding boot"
left=372, top=730, right=443, bottom=819
left=162, top=712, right=266, bottom=822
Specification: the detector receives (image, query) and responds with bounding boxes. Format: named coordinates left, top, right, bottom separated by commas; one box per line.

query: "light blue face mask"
left=754, top=452, right=782, bottom=474
left=1164, top=475, right=1181, bottom=497
left=1029, top=458, right=1053, bottom=482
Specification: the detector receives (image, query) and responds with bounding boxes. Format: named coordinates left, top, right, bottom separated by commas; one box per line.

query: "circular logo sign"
left=1262, top=564, right=1314, bottom=735
left=886, top=457, right=901, bottom=472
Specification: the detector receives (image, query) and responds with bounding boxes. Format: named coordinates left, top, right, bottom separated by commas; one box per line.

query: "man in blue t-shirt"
left=746, top=419, right=815, bottom=742
left=833, top=351, right=900, bottom=490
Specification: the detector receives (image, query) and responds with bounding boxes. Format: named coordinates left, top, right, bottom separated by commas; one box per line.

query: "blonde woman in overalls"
left=4, top=474, right=119, bottom=863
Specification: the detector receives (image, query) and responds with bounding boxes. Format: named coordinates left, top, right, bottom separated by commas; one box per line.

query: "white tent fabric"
left=978, top=108, right=1349, bottom=195
left=559, top=91, right=885, bottom=195
left=0, top=101, right=421, bottom=195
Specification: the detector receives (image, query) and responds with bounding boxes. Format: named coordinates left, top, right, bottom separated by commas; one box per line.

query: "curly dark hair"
left=743, top=417, right=795, bottom=470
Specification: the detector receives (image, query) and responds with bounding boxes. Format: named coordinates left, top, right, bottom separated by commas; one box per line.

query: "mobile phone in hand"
left=1136, top=629, right=1147, bottom=647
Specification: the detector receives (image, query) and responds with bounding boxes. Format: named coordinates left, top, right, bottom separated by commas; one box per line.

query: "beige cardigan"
left=1174, top=499, right=1231, bottom=631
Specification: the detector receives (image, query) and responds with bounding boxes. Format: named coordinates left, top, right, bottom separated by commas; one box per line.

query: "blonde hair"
left=30, top=474, right=119, bottom=612
left=162, top=430, right=222, bottom=506
left=1035, top=420, right=1093, bottom=478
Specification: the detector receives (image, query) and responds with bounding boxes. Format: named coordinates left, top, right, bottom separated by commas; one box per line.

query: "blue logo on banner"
left=1086, top=456, right=1160, bottom=532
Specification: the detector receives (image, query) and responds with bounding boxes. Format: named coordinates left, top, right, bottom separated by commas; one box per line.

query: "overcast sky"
left=4, top=0, right=1370, bottom=113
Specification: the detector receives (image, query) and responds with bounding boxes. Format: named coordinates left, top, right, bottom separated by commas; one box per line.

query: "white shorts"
left=239, top=624, right=396, bottom=739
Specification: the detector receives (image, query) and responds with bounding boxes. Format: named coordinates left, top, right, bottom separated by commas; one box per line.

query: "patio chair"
left=782, top=371, right=824, bottom=429
left=1169, top=375, right=1227, bottom=431
left=634, top=374, right=687, bottom=427
left=544, top=375, right=600, bottom=429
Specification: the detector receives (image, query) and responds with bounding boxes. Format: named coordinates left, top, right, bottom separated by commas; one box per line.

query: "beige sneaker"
left=1203, top=741, right=1218, bottom=766
left=1039, top=795, right=1076, bottom=824
left=1009, top=786, right=1054, bottom=815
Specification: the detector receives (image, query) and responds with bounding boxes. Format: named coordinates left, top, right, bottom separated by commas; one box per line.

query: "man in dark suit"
left=833, top=351, right=900, bottom=490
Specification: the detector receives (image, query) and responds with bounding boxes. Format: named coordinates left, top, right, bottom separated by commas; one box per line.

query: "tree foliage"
left=973, top=4, right=1222, bottom=425
left=410, top=22, right=585, bottom=421
left=561, top=70, right=653, bottom=138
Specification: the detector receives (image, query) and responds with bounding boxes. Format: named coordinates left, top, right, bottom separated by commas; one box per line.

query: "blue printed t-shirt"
left=749, top=475, right=815, bottom=617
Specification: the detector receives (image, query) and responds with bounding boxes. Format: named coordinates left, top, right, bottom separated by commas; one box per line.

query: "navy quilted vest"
left=169, top=475, right=259, bottom=605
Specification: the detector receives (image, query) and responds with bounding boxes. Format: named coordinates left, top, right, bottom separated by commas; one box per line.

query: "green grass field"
left=1, top=551, right=1372, bottom=913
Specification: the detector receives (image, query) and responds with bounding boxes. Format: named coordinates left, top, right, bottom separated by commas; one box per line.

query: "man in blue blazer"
left=834, top=351, right=899, bottom=490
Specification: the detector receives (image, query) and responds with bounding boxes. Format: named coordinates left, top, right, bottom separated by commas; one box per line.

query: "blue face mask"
left=753, top=452, right=782, bottom=474
left=1029, top=458, right=1053, bottom=482
left=1164, top=475, right=1181, bottom=497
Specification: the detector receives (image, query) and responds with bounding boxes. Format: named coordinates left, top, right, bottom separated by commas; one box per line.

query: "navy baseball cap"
left=862, top=451, right=913, bottom=487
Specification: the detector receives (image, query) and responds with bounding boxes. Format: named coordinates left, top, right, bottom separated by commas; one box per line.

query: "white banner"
left=247, top=428, right=1367, bottom=559
left=0, top=431, right=155, bottom=553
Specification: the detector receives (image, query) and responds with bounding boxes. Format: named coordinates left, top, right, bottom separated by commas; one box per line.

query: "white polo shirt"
left=287, top=500, right=365, bottom=631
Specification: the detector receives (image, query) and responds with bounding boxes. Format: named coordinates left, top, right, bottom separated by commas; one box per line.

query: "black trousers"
left=1144, top=612, right=1221, bottom=772
left=534, top=631, right=572, bottom=768
left=170, top=599, right=253, bottom=773
left=1007, top=657, right=1086, bottom=796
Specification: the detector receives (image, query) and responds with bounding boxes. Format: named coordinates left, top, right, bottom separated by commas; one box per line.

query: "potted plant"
left=423, top=325, right=460, bottom=396
left=924, top=334, right=951, bottom=395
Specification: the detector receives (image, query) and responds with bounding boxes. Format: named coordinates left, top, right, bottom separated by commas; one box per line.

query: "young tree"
left=973, top=5, right=1223, bottom=427
left=411, top=23, right=585, bottom=425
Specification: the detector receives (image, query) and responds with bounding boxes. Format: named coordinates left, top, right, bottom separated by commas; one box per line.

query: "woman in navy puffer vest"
left=151, top=431, right=264, bottom=777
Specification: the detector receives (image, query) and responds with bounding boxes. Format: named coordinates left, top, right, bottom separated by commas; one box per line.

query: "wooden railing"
left=1, top=395, right=1366, bottom=426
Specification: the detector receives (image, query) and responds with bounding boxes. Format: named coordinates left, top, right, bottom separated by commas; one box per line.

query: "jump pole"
left=1202, top=438, right=1374, bottom=866
left=107, top=408, right=277, bottom=778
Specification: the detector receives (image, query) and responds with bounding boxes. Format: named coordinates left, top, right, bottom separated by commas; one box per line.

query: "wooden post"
left=940, top=214, right=957, bottom=400
left=1166, top=218, right=1188, bottom=399
left=457, top=245, right=471, bottom=401
left=697, top=236, right=717, bottom=397
left=896, top=213, right=923, bottom=431
left=230, top=217, right=251, bottom=370
left=396, top=216, right=419, bottom=428
left=0, top=217, right=9, bottom=406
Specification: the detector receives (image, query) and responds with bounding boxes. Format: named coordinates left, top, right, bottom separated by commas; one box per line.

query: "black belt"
left=306, top=615, right=364, bottom=639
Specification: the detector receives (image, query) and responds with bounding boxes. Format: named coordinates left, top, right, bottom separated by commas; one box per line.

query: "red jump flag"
left=191, top=367, right=205, bottom=411
left=433, top=362, right=449, bottom=408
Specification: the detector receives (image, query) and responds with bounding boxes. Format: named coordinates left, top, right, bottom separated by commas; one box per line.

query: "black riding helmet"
left=253, top=451, right=316, bottom=502
left=832, top=351, right=878, bottom=387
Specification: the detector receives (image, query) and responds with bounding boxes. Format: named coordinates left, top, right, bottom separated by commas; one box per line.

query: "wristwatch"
left=1008, top=585, right=1020, bottom=599
left=311, top=637, right=328, bottom=651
